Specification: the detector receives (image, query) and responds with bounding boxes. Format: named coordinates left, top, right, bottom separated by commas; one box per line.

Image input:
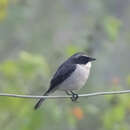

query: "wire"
left=0, top=90, right=130, bottom=99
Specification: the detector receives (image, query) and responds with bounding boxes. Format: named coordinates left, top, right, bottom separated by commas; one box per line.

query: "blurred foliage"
left=102, top=95, right=130, bottom=130
left=0, top=0, right=130, bottom=130
left=104, top=16, right=122, bottom=41
left=0, top=0, right=8, bottom=21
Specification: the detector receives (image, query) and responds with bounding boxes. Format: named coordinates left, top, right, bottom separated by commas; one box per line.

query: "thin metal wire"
left=0, top=90, right=130, bottom=99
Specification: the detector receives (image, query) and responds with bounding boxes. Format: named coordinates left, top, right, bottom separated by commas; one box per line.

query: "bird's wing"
left=48, top=63, right=76, bottom=91
left=34, top=63, right=75, bottom=110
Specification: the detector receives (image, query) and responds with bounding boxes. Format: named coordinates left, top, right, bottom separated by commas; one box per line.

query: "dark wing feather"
left=34, top=63, right=76, bottom=110
left=49, top=63, right=76, bottom=91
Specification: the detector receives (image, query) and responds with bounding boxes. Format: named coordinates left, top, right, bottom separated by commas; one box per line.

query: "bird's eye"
left=76, top=56, right=88, bottom=64
left=78, top=56, right=87, bottom=60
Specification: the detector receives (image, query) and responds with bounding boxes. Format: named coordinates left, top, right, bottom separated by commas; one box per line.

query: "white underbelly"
left=58, top=63, right=91, bottom=91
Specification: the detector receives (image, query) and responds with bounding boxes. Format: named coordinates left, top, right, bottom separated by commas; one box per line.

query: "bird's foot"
left=70, top=91, right=79, bottom=102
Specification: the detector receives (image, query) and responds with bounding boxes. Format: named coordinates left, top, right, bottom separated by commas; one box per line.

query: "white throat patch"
left=85, top=62, right=91, bottom=69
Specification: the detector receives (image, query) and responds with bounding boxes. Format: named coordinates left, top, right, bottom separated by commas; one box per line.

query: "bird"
left=34, top=52, right=96, bottom=110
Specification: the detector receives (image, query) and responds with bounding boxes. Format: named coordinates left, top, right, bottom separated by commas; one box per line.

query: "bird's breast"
left=58, top=63, right=91, bottom=91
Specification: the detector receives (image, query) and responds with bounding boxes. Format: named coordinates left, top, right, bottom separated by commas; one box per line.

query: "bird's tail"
left=34, top=89, right=51, bottom=110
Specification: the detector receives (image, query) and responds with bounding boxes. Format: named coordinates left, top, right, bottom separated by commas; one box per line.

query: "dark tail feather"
left=34, top=90, right=50, bottom=110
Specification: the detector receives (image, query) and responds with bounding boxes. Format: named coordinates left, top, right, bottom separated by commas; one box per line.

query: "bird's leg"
left=70, top=91, right=79, bottom=102
left=65, top=91, right=72, bottom=95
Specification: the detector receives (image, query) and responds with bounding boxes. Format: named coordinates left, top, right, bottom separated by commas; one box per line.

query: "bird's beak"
left=89, top=57, right=96, bottom=62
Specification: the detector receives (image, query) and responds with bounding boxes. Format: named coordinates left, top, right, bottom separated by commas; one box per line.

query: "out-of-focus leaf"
left=102, top=95, right=130, bottom=130
left=103, top=106, right=125, bottom=130
left=104, top=16, right=122, bottom=41
left=67, top=111, right=77, bottom=127
left=66, top=45, right=81, bottom=56
left=0, top=60, right=19, bottom=78
left=0, top=0, right=8, bottom=21
left=19, top=51, right=50, bottom=76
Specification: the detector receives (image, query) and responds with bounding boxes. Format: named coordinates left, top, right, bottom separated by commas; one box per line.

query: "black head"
left=69, top=52, right=96, bottom=65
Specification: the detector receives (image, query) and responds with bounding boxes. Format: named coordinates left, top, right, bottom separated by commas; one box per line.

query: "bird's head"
left=69, top=52, right=96, bottom=65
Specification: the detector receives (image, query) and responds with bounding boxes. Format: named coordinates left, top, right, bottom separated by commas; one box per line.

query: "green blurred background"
left=0, top=0, right=130, bottom=130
